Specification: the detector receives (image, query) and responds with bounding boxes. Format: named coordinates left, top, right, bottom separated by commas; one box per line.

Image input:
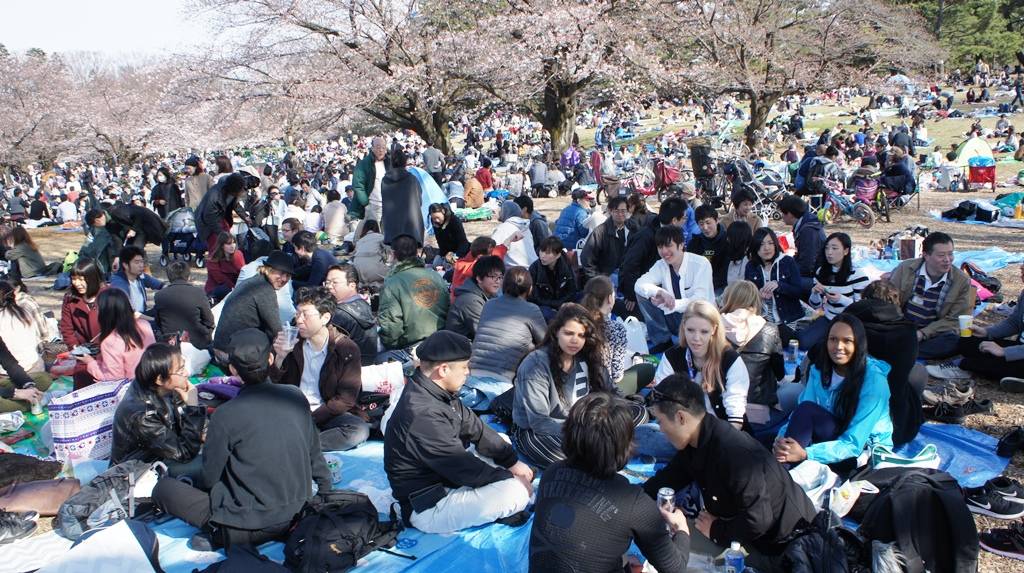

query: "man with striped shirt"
left=888, top=232, right=974, bottom=360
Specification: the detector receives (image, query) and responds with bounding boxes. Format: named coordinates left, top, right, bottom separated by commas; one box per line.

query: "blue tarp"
left=143, top=421, right=1006, bottom=572
left=857, top=246, right=1024, bottom=274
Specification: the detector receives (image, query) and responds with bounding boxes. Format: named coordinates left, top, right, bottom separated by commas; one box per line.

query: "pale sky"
left=0, top=0, right=209, bottom=58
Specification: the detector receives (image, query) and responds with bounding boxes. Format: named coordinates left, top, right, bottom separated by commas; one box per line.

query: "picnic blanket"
left=856, top=246, right=1024, bottom=277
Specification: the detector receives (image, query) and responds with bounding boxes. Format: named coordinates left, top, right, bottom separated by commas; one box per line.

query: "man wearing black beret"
left=384, top=330, right=534, bottom=533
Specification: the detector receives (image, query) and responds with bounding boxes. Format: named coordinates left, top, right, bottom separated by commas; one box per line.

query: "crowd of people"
left=0, top=92, right=1022, bottom=569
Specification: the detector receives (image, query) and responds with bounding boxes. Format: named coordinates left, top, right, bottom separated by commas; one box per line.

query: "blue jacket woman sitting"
left=774, top=314, right=893, bottom=467
left=744, top=227, right=804, bottom=325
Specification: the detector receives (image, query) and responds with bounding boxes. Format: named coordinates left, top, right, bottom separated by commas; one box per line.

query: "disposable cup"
left=958, top=315, right=972, bottom=337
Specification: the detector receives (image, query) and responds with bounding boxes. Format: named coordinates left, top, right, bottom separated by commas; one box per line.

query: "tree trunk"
left=744, top=92, right=780, bottom=151
left=541, top=77, right=578, bottom=161
left=934, top=0, right=946, bottom=37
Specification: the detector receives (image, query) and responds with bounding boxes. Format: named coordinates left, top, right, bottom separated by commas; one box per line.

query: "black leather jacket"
left=734, top=322, right=785, bottom=406
left=109, top=380, right=206, bottom=466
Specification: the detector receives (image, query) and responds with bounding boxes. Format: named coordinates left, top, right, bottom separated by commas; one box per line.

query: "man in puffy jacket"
left=325, top=264, right=379, bottom=366
left=553, top=188, right=593, bottom=249
left=378, top=235, right=450, bottom=358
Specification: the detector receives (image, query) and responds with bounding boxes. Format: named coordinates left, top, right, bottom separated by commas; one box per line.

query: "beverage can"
left=787, top=340, right=800, bottom=362
left=30, top=399, right=43, bottom=416
left=656, top=487, right=675, bottom=512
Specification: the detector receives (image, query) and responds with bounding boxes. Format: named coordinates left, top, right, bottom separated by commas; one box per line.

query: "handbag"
left=49, top=378, right=132, bottom=462
left=870, top=443, right=940, bottom=470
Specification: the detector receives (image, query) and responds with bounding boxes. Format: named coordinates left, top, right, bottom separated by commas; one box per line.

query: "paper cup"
left=957, top=315, right=973, bottom=337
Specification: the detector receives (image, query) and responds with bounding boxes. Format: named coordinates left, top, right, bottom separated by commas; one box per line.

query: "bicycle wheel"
left=852, top=203, right=875, bottom=228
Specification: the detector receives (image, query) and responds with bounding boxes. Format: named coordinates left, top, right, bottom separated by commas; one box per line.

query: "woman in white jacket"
left=653, top=300, right=750, bottom=429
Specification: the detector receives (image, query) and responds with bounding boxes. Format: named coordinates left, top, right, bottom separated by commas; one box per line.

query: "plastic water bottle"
left=723, top=542, right=745, bottom=573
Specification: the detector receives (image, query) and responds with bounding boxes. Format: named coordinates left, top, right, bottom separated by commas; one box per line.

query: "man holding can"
left=644, top=373, right=815, bottom=572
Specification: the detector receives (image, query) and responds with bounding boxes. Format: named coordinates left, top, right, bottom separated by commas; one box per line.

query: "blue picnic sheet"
left=107, top=421, right=1004, bottom=573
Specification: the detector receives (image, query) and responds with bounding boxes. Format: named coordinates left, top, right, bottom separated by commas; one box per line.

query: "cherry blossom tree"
left=631, top=0, right=942, bottom=148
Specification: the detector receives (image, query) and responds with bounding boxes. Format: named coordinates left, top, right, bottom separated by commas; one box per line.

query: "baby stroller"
left=160, top=207, right=206, bottom=268
left=726, top=159, right=784, bottom=221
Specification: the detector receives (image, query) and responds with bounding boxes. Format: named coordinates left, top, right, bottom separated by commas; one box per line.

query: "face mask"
left=157, top=176, right=166, bottom=183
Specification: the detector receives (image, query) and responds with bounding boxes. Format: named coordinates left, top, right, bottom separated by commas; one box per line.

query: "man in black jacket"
left=617, top=197, right=689, bottom=309
left=580, top=196, right=634, bottom=283
left=384, top=330, right=534, bottom=533
left=380, top=150, right=424, bottom=246
left=152, top=261, right=216, bottom=349
left=686, top=204, right=729, bottom=295
left=779, top=194, right=824, bottom=294
left=325, top=264, right=379, bottom=366
left=644, top=374, right=815, bottom=572
left=152, top=328, right=332, bottom=550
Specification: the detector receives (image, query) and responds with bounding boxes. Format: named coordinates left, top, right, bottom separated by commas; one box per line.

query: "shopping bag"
left=621, top=316, right=649, bottom=356
left=789, top=460, right=839, bottom=511
left=180, top=342, right=211, bottom=377
left=49, top=379, right=131, bottom=463
left=360, top=361, right=405, bottom=394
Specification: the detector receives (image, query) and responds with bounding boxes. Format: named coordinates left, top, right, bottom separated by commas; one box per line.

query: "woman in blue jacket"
left=744, top=227, right=804, bottom=342
left=774, top=314, right=893, bottom=468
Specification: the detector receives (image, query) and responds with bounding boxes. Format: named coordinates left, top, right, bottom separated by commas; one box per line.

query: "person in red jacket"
left=475, top=156, right=495, bottom=191
left=60, top=258, right=108, bottom=389
left=205, top=232, right=245, bottom=303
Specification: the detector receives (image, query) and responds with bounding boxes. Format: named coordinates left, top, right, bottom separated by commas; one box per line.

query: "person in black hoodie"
left=645, top=373, right=815, bottom=572
left=617, top=197, right=689, bottom=310
left=686, top=204, right=730, bottom=296
left=152, top=261, right=216, bottom=349
left=325, top=265, right=379, bottom=366
left=528, top=237, right=578, bottom=321
left=380, top=150, right=424, bottom=246
left=842, top=279, right=924, bottom=445
left=151, top=328, right=331, bottom=550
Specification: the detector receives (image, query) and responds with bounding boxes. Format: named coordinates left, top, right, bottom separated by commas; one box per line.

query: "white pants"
left=409, top=477, right=530, bottom=534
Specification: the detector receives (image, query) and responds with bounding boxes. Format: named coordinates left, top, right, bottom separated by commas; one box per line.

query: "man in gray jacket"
left=446, top=256, right=504, bottom=340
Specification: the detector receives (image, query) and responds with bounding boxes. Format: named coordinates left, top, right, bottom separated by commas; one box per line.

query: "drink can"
left=656, top=487, right=675, bottom=512
left=788, top=340, right=799, bottom=362
left=30, top=399, right=43, bottom=416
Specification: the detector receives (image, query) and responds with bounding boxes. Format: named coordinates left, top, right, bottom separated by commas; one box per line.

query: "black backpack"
left=847, top=468, right=978, bottom=573
left=284, top=490, right=411, bottom=572
left=54, top=460, right=154, bottom=540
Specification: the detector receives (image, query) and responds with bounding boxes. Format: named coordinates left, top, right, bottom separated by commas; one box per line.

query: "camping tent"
left=952, top=137, right=994, bottom=168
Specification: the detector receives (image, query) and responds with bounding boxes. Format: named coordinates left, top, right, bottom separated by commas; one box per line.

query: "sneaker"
left=987, top=477, right=1024, bottom=504
left=924, top=402, right=965, bottom=424
left=1001, top=377, right=1024, bottom=394
left=994, top=301, right=1017, bottom=316
left=961, top=398, right=994, bottom=417
left=966, top=486, right=1024, bottom=519
left=922, top=381, right=974, bottom=407
left=998, top=427, right=1024, bottom=458
left=926, top=361, right=971, bottom=380
left=980, top=521, right=1024, bottom=560
left=0, top=509, right=38, bottom=544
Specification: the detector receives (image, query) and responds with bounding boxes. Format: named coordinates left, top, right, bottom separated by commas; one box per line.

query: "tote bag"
left=49, top=379, right=132, bottom=463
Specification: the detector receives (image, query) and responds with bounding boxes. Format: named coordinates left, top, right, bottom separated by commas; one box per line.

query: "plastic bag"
left=621, top=316, right=649, bottom=356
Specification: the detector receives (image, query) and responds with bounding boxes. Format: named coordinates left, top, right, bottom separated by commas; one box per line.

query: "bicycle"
left=813, top=178, right=875, bottom=228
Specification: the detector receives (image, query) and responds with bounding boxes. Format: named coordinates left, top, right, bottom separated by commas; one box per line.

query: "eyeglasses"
left=610, top=208, right=629, bottom=214
left=484, top=273, right=504, bottom=280
left=295, top=309, right=325, bottom=322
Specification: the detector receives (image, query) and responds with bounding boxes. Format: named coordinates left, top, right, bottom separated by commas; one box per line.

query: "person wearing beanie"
left=151, top=328, right=332, bottom=550
left=384, top=330, right=534, bottom=533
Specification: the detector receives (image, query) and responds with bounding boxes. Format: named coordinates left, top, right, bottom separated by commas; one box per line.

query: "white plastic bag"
left=361, top=361, right=405, bottom=394
left=789, top=459, right=839, bottom=511
left=621, top=316, right=649, bottom=356
left=180, top=342, right=211, bottom=377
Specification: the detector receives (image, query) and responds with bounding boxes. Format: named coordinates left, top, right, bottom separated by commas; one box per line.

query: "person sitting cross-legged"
left=384, top=330, right=534, bottom=533
left=887, top=231, right=974, bottom=360
left=446, top=255, right=504, bottom=340
left=151, top=328, right=332, bottom=550
left=271, top=287, right=369, bottom=451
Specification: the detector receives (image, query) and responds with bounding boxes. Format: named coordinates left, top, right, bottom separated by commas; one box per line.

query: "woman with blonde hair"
left=653, top=300, right=750, bottom=428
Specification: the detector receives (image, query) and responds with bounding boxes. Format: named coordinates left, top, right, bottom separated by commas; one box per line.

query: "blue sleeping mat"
left=144, top=421, right=1007, bottom=572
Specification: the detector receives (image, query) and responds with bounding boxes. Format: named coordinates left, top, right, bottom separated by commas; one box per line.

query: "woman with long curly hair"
left=511, top=303, right=647, bottom=469
left=653, top=300, right=751, bottom=429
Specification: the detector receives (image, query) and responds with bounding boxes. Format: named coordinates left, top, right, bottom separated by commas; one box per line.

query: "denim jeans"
left=917, top=331, right=960, bottom=360
left=637, top=296, right=682, bottom=348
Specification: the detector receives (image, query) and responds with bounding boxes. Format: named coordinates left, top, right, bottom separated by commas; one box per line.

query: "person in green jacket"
left=377, top=235, right=449, bottom=364
left=350, top=136, right=389, bottom=222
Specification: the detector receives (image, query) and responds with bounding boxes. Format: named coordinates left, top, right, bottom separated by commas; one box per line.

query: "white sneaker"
left=926, top=361, right=971, bottom=380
